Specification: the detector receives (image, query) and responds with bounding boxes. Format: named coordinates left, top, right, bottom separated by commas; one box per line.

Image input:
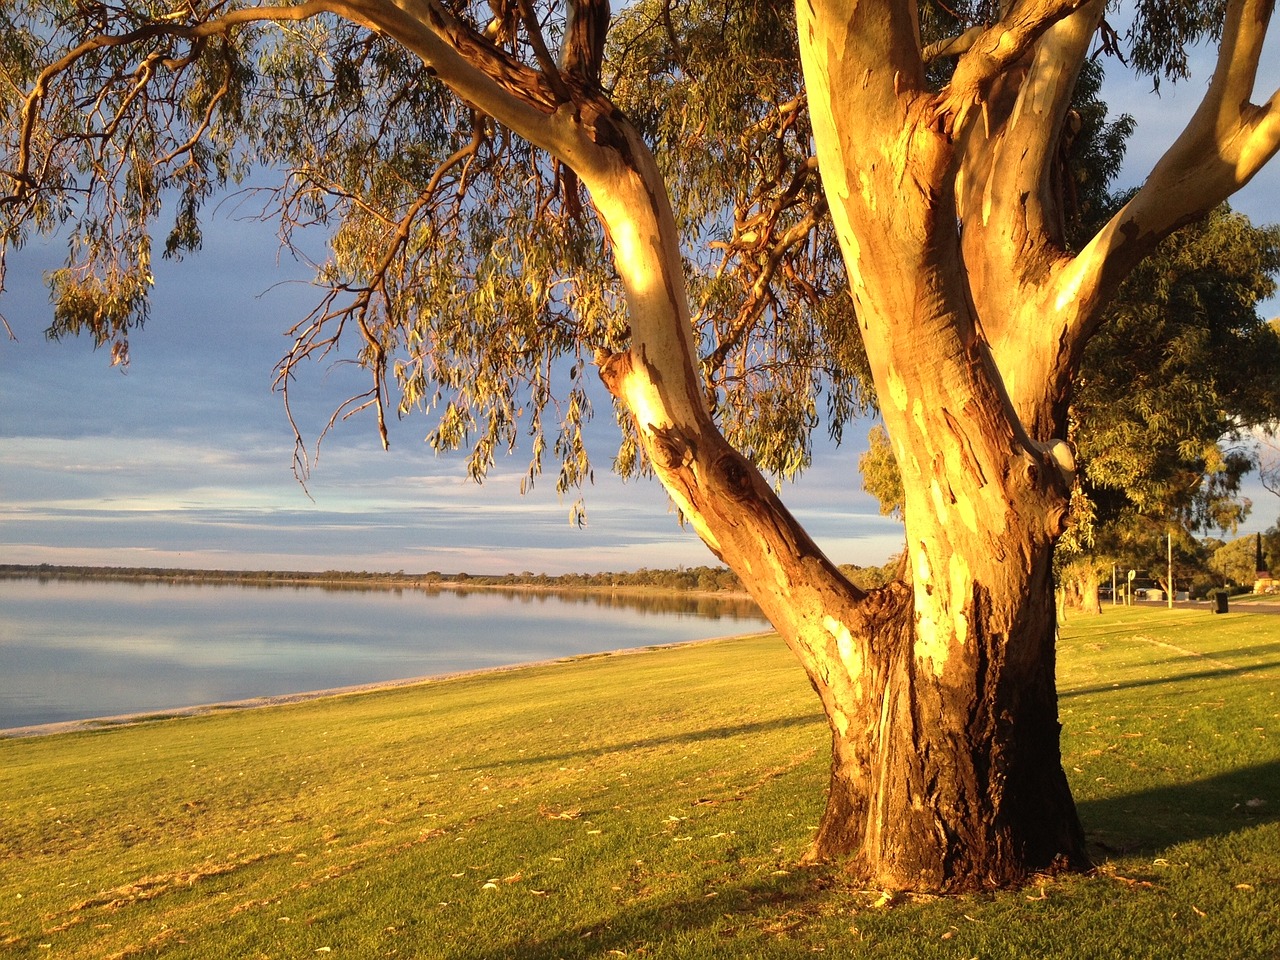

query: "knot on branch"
left=1041, top=439, right=1076, bottom=488
left=1017, top=438, right=1076, bottom=538
left=594, top=348, right=631, bottom=399
left=1019, top=439, right=1076, bottom=492
left=650, top=424, right=695, bottom=471
left=713, top=452, right=756, bottom=504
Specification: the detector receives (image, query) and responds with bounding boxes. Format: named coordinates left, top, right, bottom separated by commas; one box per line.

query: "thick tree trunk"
left=786, top=0, right=1090, bottom=889
left=805, top=534, right=1088, bottom=889
left=1061, top=565, right=1103, bottom=615
left=794, top=371, right=1089, bottom=888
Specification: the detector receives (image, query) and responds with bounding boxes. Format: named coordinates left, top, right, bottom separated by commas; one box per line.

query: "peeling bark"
left=794, top=0, right=1089, bottom=888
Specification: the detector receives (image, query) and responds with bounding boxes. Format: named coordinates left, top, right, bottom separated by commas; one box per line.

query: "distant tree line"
left=0, top=560, right=901, bottom=595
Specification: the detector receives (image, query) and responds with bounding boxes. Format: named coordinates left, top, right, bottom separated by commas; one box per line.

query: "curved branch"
left=934, top=0, right=1096, bottom=134
left=958, top=0, right=1103, bottom=389
left=1050, top=0, right=1280, bottom=351
left=923, top=25, right=985, bottom=64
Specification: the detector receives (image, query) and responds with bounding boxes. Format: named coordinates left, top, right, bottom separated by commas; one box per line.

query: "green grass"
left=1, top=611, right=1277, bottom=959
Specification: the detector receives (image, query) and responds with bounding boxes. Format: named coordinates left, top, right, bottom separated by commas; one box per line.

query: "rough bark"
left=792, top=0, right=1091, bottom=888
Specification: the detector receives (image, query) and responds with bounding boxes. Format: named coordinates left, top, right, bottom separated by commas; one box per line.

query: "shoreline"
left=0, top=630, right=777, bottom=741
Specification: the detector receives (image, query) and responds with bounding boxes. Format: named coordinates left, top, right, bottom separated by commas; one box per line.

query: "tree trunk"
left=796, top=383, right=1089, bottom=889
left=1062, top=565, right=1103, bottom=615
left=783, top=1, right=1090, bottom=889
left=568, top=0, right=1092, bottom=893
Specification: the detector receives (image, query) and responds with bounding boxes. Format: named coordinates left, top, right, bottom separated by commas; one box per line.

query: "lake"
left=0, top=577, right=769, bottom=731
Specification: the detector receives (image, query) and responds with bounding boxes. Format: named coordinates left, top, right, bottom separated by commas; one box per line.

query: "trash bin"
left=1213, top=591, right=1229, bottom=614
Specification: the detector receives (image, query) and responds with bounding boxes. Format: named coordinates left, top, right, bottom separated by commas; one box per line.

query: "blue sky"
left=2, top=25, right=1279, bottom=576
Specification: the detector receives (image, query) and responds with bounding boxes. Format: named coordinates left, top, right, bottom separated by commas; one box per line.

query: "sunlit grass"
left=1, top=611, right=1277, bottom=958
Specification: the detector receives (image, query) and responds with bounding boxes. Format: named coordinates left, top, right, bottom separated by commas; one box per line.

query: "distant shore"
left=0, top=562, right=751, bottom=598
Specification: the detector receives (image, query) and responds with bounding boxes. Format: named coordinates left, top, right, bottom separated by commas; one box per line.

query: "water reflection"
left=0, top=578, right=768, bottom=730
left=435, top=586, right=763, bottom=620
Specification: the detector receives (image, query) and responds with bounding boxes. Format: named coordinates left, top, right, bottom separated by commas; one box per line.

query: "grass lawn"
left=1, top=608, right=1277, bottom=959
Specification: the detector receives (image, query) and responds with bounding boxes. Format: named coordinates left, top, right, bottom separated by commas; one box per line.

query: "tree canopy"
left=4, top=2, right=1268, bottom=484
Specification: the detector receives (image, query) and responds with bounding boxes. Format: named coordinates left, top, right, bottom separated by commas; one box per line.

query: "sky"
left=2, top=16, right=1279, bottom=577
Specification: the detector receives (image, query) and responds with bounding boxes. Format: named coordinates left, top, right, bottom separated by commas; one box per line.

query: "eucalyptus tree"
left=4, top=0, right=1279, bottom=892
left=1059, top=205, right=1280, bottom=608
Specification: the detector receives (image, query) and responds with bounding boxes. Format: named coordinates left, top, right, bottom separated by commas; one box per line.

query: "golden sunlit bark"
left=794, top=0, right=1089, bottom=887
left=786, top=0, right=1273, bottom=889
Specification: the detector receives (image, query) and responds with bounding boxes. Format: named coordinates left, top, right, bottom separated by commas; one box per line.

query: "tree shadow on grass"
left=1059, top=656, right=1280, bottom=699
left=456, top=713, right=825, bottom=773
left=1076, top=759, right=1280, bottom=856
left=468, top=867, right=833, bottom=960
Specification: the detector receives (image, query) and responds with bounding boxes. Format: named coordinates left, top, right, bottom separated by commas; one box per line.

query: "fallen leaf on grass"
left=1110, top=875, right=1155, bottom=888
left=540, top=806, right=582, bottom=821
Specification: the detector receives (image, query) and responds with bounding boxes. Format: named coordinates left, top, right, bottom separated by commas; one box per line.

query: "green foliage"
left=858, top=423, right=904, bottom=520
left=0, top=0, right=876, bottom=491
left=837, top=557, right=903, bottom=590
left=1074, top=205, right=1280, bottom=535
left=1210, top=532, right=1276, bottom=589
left=1128, top=0, right=1229, bottom=87
left=0, top=0, right=1266, bottom=498
left=1, top=2, right=623, bottom=489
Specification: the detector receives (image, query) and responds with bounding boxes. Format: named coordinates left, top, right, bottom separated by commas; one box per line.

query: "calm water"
left=0, top=578, right=768, bottom=730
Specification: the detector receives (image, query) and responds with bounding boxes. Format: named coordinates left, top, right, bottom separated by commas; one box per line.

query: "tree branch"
left=957, top=0, right=1104, bottom=398
left=559, top=0, right=610, bottom=88
left=5, top=1, right=335, bottom=204
left=513, top=0, right=572, bottom=101
left=934, top=0, right=1097, bottom=134
left=922, top=25, right=985, bottom=64
left=1050, top=0, right=1280, bottom=355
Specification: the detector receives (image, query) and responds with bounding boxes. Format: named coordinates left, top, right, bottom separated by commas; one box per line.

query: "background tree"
left=1060, top=205, right=1280, bottom=610
left=4, top=0, right=1280, bottom=893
